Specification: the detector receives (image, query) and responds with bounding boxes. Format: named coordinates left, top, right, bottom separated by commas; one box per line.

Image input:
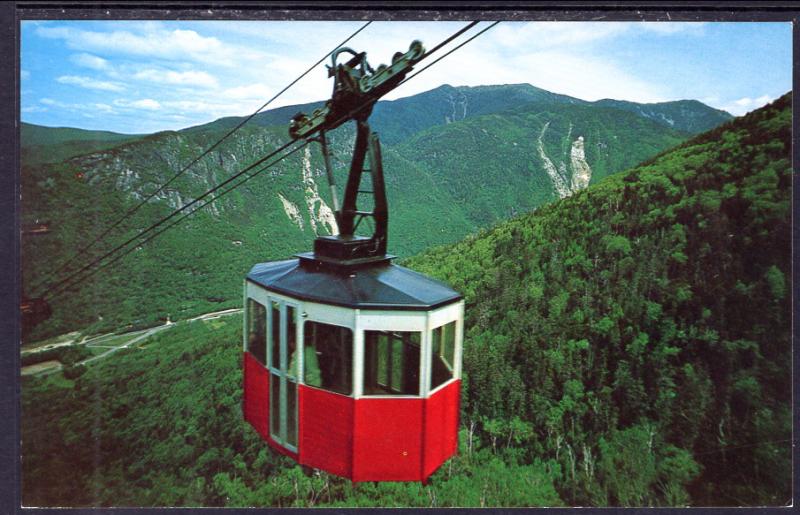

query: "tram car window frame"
left=303, top=320, right=353, bottom=396
left=246, top=299, right=267, bottom=365
left=363, top=330, right=421, bottom=396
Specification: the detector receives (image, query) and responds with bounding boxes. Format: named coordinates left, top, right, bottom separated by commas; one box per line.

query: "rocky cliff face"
left=278, top=193, right=304, bottom=230
left=535, top=123, right=593, bottom=199
left=536, top=121, right=571, bottom=198
left=569, top=136, right=592, bottom=192
left=444, top=89, right=469, bottom=124
left=300, top=146, right=338, bottom=236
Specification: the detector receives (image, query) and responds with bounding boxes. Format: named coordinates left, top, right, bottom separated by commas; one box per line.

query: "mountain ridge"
left=20, top=83, right=730, bottom=340
left=20, top=83, right=731, bottom=159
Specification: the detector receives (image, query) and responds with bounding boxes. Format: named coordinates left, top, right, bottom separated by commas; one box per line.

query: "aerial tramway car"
left=242, top=40, right=464, bottom=482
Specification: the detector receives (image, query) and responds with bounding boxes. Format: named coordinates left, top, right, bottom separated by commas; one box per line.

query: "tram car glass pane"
left=270, top=301, right=280, bottom=369
left=430, top=321, right=456, bottom=391
left=303, top=321, right=353, bottom=395
left=246, top=299, right=266, bottom=365
left=363, top=330, right=420, bottom=396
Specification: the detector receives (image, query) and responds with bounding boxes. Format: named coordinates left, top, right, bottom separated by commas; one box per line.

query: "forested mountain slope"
left=398, top=101, right=686, bottom=226
left=408, top=92, right=792, bottom=506
left=21, top=93, right=790, bottom=507
left=591, top=98, right=732, bottom=134
left=22, top=316, right=565, bottom=507
left=20, top=122, right=145, bottom=166
left=21, top=84, right=703, bottom=341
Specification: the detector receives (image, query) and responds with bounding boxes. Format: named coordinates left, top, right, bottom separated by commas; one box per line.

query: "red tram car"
left=242, top=255, right=463, bottom=482
left=241, top=38, right=464, bottom=482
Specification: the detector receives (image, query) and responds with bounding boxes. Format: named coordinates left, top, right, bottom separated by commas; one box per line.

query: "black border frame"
left=3, top=2, right=798, bottom=514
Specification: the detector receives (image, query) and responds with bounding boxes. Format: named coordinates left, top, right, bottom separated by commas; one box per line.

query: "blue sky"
left=20, top=20, right=792, bottom=134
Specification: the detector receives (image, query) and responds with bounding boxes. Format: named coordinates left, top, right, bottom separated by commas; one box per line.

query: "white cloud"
left=57, top=75, right=125, bottom=92
left=492, top=22, right=631, bottom=49
left=734, top=95, right=769, bottom=106
left=36, top=97, right=116, bottom=114
left=131, top=99, right=161, bottom=110
left=161, top=99, right=245, bottom=115
left=519, top=52, right=665, bottom=102
left=36, top=24, right=263, bottom=67
left=223, top=83, right=272, bottom=101
left=721, top=94, right=774, bottom=116
left=93, top=103, right=115, bottom=113
left=132, top=68, right=219, bottom=88
left=70, top=52, right=110, bottom=70
left=22, top=105, right=46, bottom=113
left=21, top=70, right=30, bottom=80
left=386, top=46, right=666, bottom=104
left=114, top=98, right=161, bottom=110
left=490, top=21, right=705, bottom=50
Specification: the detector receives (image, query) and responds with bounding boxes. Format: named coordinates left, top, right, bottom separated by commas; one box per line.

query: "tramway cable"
left=44, top=138, right=303, bottom=299
left=31, top=21, right=373, bottom=294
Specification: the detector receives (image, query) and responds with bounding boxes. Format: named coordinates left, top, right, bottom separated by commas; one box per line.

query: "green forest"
left=408, top=92, right=792, bottom=505
left=22, top=93, right=791, bottom=507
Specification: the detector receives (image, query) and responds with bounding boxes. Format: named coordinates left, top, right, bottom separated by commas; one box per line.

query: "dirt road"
left=24, top=307, right=243, bottom=375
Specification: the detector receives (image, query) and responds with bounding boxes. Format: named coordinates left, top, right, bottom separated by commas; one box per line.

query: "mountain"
left=179, top=83, right=732, bottom=146
left=371, top=84, right=732, bottom=145
left=21, top=93, right=790, bottom=507
left=368, top=83, right=584, bottom=144
left=591, top=98, right=733, bottom=134
left=395, top=100, right=686, bottom=226
left=20, top=84, right=727, bottom=341
left=20, top=122, right=145, bottom=166
left=177, top=84, right=583, bottom=145
left=407, top=93, right=791, bottom=506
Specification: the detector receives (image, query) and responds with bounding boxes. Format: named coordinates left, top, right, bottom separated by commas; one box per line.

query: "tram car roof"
left=246, top=256, right=462, bottom=311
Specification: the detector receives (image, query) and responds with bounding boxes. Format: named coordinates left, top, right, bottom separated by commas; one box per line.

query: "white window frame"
left=299, top=300, right=356, bottom=396
left=246, top=284, right=300, bottom=453
left=246, top=283, right=465, bottom=417
left=301, top=317, right=356, bottom=397
left=242, top=281, right=249, bottom=353
left=426, top=300, right=464, bottom=396
left=355, top=310, right=427, bottom=399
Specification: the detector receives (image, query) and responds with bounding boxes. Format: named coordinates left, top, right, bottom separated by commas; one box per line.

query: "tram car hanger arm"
left=288, top=40, right=424, bottom=140
left=287, top=39, right=426, bottom=263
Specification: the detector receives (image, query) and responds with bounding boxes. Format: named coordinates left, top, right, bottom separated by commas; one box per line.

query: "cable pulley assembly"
left=289, top=40, right=424, bottom=140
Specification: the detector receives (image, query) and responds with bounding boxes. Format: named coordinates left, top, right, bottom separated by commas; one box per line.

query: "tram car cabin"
left=241, top=39, right=464, bottom=482
left=242, top=259, right=463, bottom=482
